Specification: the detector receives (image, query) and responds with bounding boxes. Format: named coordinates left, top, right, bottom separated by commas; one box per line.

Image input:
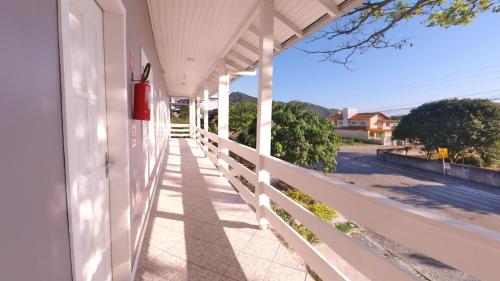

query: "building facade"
left=330, top=108, right=394, bottom=145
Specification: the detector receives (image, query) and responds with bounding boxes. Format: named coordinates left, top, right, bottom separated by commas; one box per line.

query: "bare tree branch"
left=299, top=0, right=499, bottom=67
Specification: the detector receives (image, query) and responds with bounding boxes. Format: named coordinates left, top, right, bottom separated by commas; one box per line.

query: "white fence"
left=193, top=127, right=500, bottom=281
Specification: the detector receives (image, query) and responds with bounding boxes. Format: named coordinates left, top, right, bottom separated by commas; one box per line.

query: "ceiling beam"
left=197, top=3, right=260, bottom=96
left=315, top=0, right=342, bottom=17
left=237, top=39, right=259, bottom=55
left=248, top=25, right=282, bottom=51
left=274, top=11, right=304, bottom=38
left=228, top=50, right=255, bottom=66
left=225, top=59, right=244, bottom=71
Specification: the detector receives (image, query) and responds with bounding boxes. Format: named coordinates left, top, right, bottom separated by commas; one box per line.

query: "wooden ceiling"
left=147, top=0, right=362, bottom=97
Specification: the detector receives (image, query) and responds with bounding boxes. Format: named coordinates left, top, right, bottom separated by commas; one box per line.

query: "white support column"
left=189, top=98, right=195, bottom=138
left=196, top=96, right=201, bottom=135
left=218, top=61, right=230, bottom=172
left=255, top=0, right=274, bottom=230
left=203, top=88, right=209, bottom=153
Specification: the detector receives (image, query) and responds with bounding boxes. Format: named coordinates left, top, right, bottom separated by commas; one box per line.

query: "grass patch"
left=342, top=138, right=376, bottom=146
left=335, top=221, right=358, bottom=233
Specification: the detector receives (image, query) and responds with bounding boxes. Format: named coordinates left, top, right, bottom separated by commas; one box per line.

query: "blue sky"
left=230, top=12, right=500, bottom=115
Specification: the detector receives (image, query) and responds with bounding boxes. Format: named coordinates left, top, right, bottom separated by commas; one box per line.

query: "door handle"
left=105, top=152, right=113, bottom=177
left=105, top=152, right=114, bottom=167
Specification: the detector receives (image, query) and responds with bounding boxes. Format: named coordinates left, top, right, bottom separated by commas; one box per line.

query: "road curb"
left=354, top=157, right=446, bottom=184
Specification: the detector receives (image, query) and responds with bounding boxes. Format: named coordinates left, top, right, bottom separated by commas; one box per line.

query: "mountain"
left=229, top=92, right=339, bottom=119
left=287, top=100, right=340, bottom=119
left=229, top=92, right=257, bottom=103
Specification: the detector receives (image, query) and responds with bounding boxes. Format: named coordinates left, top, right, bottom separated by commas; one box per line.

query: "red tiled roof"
left=334, top=126, right=369, bottom=131
left=350, top=112, right=390, bottom=121
left=334, top=126, right=393, bottom=132
left=329, top=113, right=343, bottom=121
left=329, top=112, right=391, bottom=121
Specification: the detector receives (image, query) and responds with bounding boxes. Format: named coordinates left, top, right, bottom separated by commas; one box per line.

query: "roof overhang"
left=146, top=0, right=364, bottom=97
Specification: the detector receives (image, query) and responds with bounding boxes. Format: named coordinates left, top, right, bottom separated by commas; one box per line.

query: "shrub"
left=273, top=191, right=337, bottom=244
left=283, top=188, right=314, bottom=205
left=306, top=203, right=336, bottom=222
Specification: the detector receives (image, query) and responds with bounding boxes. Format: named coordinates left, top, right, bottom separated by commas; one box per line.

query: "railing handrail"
left=170, top=123, right=190, bottom=128
left=262, top=153, right=500, bottom=281
left=219, top=137, right=258, bottom=164
left=192, top=125, right=500, bottom=281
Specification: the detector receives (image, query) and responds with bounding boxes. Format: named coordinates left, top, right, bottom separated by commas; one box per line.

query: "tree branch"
left=300, top=0, right=499, bottom=67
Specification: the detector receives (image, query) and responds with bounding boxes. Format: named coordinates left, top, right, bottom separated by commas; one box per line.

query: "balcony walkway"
left=135, top=138, right=311, bottom=281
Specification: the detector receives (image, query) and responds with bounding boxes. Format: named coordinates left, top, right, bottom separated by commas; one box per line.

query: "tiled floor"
left=135, top=138, right=311, bottom=281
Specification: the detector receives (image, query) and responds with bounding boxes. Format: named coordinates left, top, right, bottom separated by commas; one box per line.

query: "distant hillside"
left=229, top=92, right=339, bottom=118
left=229, top=92, right=257, bottom=103
left=287, top=100, right=340, bottom=119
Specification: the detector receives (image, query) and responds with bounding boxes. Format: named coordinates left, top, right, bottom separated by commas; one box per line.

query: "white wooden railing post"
left=195, top=95, right=201, bottom=140
left=218, top=61, right=229, bottom=172
left=255, top=0, right=274, bottom=230
left=167, top=98, right=171, bottom=138
left=196, top=96, right=201, bottom=134
left=189, top=97, right=195, bottom=138
left=203, top=88, right=209, bottom=153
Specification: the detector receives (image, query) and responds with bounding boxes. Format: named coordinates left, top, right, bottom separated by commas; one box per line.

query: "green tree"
left=229, top=102, right=257, bottom=133
left=214, top=101, right=341, bottom=244
left=302, top=0, right=499, bottom=66
left=238, top=102, right=342, bottom=172
left=393, top=98, right=500, bottom=166
left=170, top=105, right=189, bottom=123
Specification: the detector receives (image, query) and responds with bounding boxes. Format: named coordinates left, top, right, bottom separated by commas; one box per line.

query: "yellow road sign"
left=438, top=148, right=448, bottom=158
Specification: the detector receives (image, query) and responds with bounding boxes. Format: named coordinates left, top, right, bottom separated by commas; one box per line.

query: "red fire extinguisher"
left=133, top=63, right=151, bottom=121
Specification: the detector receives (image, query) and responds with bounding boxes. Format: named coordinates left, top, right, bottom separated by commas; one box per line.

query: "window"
left=351, top=121, right=356, bottom=125
left=360, top=121, right=366, bottom=126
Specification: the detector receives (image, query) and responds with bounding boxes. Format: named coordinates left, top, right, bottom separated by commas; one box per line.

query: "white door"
left=65, top=0, right=112, bottom=280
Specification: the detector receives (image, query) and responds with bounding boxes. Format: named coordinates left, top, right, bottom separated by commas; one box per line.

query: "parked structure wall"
left=377, top=149, right=500, bottom=187
left=0, top=1, right=72, bottom=280
left=334, top=129, right=369, bottom=140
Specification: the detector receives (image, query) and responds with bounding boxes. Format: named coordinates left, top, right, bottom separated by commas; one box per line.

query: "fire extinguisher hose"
left=141, top=63, right=151, bottom=82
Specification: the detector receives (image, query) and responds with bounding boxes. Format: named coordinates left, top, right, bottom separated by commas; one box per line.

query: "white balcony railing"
left=169, top=123, right=190, bottom=138
left=193, top=126, right=500, bottom=281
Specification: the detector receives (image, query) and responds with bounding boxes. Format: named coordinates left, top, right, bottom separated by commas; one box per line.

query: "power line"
left=345, top=65, right=500, bottom=98
left=363, top=93, right=500, bottom=112
left=379, top=95, right=500, bottom=114
left=343, top=74, right=500, bottom=104
left=381, top=95, right=500, bottom=113
left=360, top=89, right=500, bottom=112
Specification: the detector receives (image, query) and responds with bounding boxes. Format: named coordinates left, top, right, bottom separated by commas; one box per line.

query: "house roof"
left=329, top=113, right=343, bottom=121
left=328, top=112, right=391, bottom=121
left=334, top=126, right=393, bottom=132
left=334, top=126, right=369, bottom=131
left=350, top=112, right=390, bottom=121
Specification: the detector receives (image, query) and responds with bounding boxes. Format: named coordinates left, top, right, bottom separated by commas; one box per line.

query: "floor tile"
left=135, top=139, right=306, bottom=281
left=240, top=235, right=280, bottom=261
left=263, top=263, right=307, bottom=281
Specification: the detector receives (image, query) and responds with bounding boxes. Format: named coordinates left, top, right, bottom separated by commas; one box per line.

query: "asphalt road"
left=330, top=145, right=500, bottom=280
left=333, top=145, right=500, bottom=232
